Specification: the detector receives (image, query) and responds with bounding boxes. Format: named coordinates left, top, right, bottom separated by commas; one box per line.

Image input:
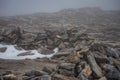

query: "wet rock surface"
left=0, top=47, right=7, bottom=53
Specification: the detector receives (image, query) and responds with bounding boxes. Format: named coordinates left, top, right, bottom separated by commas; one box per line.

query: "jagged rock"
left=77, top=72, right=88, bottom=80
left=37, top=47, right=54, bottom=55
left=103, top=64, right=115, bottom=71
left=42, top=67, right=54, bottom=74
left=24, top=70, right=47, bottom=77
left=98, top=77, right=107, bottom=80
left=56, top=35, right=62, bottom=39
left=102, top=64, right=120, bottom=80
left=3, top=74, right=17, bottom=80
left=1, top=26, right=22, bottom=44
left=90, top=43, right=107, bottom=54
left=17, top=51, right=34, bottom=56
left=107, top=57, right=120, bottom=68
left=66, top=54, right=80, bottom=63
left=52, top=74, right=63, bottom=80
left=0, top=47, right=7, bottom=52
left=52, top=74, right=67, bottom=80
left=74, top=61, right=86, bottom=76
left=58, top=42, right=66, bottom=50
left=22, top=33, right=36, bottom=42
left=1, top=71, right=13, bottom=75
left=30, top=75, right=51, bottom=80
left=14, top=46, right=23, bottom=50
left=82, top=64, right=92, bottom=77
left=106, top=47, right=120, bottom=58
left=93, top=51, right=108, bottom=63
left=106, top=69, right=120, bottom=80
left=18, top=41, right=38, bottom=50
left=86, top=51, right=103, bottom=78
left=35, top=33, right=47, bottom=41
left=75, top=44, right=84, bottom=51
left=57, top=63, right=75, bottom=76
left=52, top=74, right=78, bottom=80
left=52, top=52, right=70, bottom=58
left=54, top=38, right=62, bottom=46
left=58, top=69, right=74, bottom=76
left=58, top=63, right=75, bottom=71
left=47, top=39, right=54, bottom=46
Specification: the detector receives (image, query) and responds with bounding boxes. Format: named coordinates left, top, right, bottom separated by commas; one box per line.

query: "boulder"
left=93, top=51, right=108, bottom=63
left=37, top=47, right=54, bottom=55
left=106, top=47, right=120, bottom=58
left=1, top=26, right=22, bottom=44
left=58, top=69, right=74, bottom=76
left=103, top=64, right=115, bottom=72
left=52, top=74, right=78, bottom=80
left=86, top=51, right=103, bottom=78
left=52, top=52, right=70, bottom=58
left=58, top=63, right=75, bottom=76
left=0, top=47, right=7, bottom=53
left=42, top=67, right=54, bottom=74
left=106, top=69, right=120, bottom=80
left=66, top=54, right=80, bottom=63
left=22, top=33, right=36, bottom=42
left=58, top=63, right=75, bottom=71
left=58, top=42, right=66, bottom=50
left=77, top=72, right=89, bottom=80
left=74, top=61, right=86, bottom=76
left=14, top=46, right=23, bottom=50
left=52, top=74, right=67, bottom=80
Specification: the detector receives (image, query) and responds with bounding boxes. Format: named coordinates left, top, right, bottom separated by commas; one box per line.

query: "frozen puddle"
left=0, top=44, right=59, bottom=60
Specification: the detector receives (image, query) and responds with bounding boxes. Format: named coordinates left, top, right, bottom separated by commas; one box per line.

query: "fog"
left=0, top=0, right=120, bottom=16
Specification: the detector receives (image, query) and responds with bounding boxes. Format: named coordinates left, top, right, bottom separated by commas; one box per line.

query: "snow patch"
left=0, top=44, right=59, bottom=60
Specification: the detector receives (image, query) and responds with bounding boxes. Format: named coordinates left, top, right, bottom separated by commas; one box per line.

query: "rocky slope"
left=0, top=8, right=120, bottom=80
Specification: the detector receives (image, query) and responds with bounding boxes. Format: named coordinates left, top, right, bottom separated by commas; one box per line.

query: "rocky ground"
left=0, top=8, right=120, bottom=80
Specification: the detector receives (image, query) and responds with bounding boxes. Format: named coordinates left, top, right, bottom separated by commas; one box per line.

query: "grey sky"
left=0, top=0, right=120, bottom=16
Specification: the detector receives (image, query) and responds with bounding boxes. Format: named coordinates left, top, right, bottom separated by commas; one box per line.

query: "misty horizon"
left=0, top=0, right=120, bottom=17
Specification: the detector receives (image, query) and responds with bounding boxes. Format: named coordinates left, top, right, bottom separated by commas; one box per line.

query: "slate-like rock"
left=42, top=67, right=54, bottom=74
left=58, top=63, right=75, bottom=71
left=86, top=51, right=103, bottom=78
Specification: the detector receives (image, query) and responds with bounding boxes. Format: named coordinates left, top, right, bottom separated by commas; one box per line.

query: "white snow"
left=0, top=44, right=59, bottom=60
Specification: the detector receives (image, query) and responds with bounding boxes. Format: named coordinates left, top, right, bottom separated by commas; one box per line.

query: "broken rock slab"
left=52, top=52, right=70, bottom=58
left=17, top=51, right=34, bottom=56
left=86, top=51, right=103, bottom=78
left=58, top=63, right=75, bottom=71
left=106, top=47, right=120, bottom=58
left=37, top=47, right=54, bottom=55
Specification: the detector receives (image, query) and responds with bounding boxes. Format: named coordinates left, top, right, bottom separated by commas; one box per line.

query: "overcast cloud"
left=0, top=0, right=120, bottom=16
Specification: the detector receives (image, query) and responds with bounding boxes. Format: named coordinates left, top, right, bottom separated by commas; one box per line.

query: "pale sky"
left=0, top=0, right=120, bottom=16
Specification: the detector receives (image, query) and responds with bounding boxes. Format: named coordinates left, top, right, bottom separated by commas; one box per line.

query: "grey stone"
left=58, top=63, right=75, bottom=71
left=107, top=47, right=120, bottom=58
left=37, top=47, right=54, bottom=55
left=0, top=47, right=7, bottom=53
left=86, top=51, right=103, bottom=78
left=106, top=69, right=120, bottom=80
left=77, top=72, right=88, bottom=80
left=42, top=67, right=54, bottom=74
left=58, top=69, right=74, bottom=76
